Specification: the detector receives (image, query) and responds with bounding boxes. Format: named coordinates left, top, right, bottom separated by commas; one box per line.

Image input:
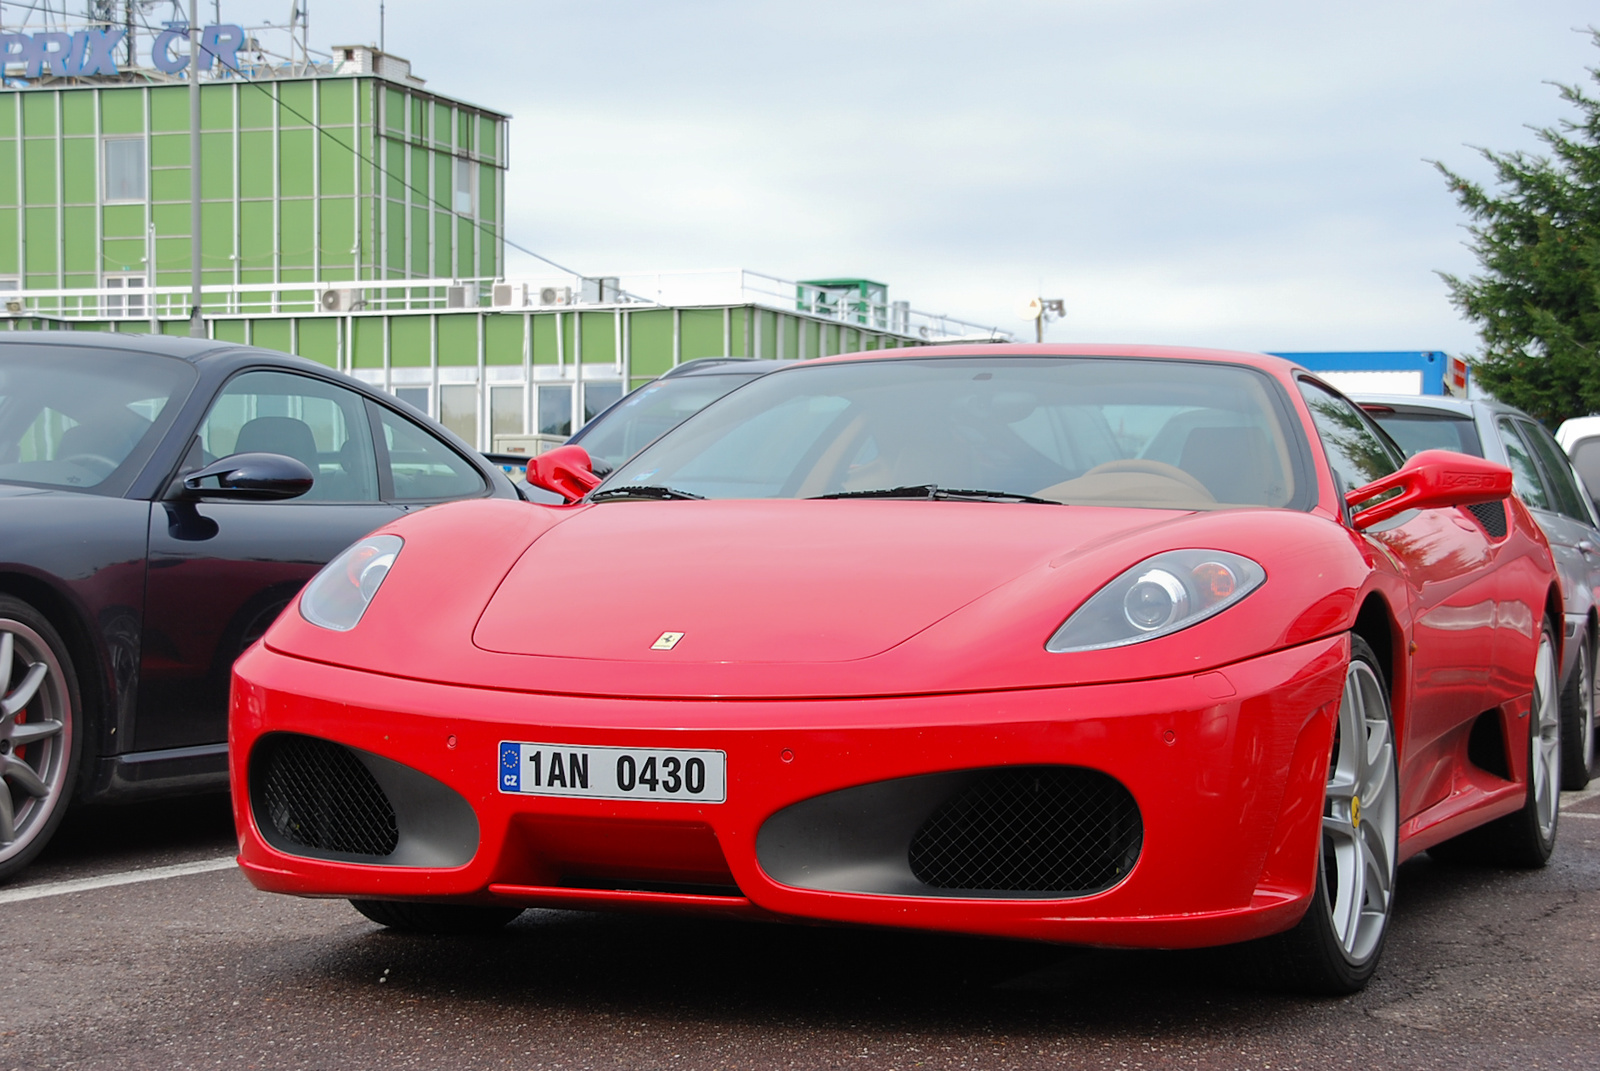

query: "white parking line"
left=0, top=856, right=237, bottom=905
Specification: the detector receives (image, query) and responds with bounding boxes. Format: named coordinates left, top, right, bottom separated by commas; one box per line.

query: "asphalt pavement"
left=4, top=788, right=1599, bottom=1071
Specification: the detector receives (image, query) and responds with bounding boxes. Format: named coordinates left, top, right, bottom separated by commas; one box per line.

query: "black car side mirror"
left=179, top=452, right=315, bottom=500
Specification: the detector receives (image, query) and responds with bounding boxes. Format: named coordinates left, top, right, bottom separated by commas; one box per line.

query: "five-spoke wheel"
left=1271, top=635, right=1398, bottom=994
left=0, top=596, right=79, bottom=883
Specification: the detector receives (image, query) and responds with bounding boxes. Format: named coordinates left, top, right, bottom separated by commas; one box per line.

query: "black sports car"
left=0, top=332, right=518, bottom=880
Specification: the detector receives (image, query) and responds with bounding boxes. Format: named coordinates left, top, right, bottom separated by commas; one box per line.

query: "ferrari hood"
left=473, top=500, right=1177, bottom=664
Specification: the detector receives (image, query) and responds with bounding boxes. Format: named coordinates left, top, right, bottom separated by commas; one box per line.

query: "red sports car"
left=230, top=344, right=1563, bottom=994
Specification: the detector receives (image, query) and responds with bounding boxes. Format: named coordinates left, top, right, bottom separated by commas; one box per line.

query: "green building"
left=1, top=41, right=1005, bottom=452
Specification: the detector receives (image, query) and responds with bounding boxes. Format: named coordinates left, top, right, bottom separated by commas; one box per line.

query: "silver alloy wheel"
left=1322, top=658, right=1398, bottom=964
left=1584, top=641, right=1598, bottom=776
left=1531, top=630, right=1561, bottom=843
left=0, top=620, right=71, bottom=860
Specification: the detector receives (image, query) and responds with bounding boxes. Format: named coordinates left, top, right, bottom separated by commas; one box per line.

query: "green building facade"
left=0, top=66, right=506, bottom=294
left=1, top=48, right=1001, bottom=452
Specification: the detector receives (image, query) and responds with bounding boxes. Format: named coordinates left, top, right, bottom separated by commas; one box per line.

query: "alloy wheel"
left=1531, top=630, right=1561, bottom=844
left=1322, top=658, right=1398, bottom=964
left=0, top=620, right=71, bottom=860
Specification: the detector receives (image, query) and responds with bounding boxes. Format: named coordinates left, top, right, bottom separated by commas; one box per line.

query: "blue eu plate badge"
left=499, top=742, right=521, bottom=791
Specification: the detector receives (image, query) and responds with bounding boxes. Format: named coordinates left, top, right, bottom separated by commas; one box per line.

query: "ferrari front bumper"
left=230, top=633, right=1348, bottom=949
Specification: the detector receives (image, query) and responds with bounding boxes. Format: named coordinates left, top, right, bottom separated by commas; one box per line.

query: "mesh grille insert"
left=908, top=766, right=1141, bottom=894
left=253, top=734, right=398, bottom=858
left=1466, top=501, right=1507, bottom=539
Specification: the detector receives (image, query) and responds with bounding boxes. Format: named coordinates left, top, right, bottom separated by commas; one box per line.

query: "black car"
left=0, top=333, right=518, bottom=880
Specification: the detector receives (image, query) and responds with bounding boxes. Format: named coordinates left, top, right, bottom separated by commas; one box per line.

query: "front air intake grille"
left=907, top=766, right=1141, bottom=894
left=1466, top=500, right=1507, bottom=539
left=253, top=734, right=399, bottom=858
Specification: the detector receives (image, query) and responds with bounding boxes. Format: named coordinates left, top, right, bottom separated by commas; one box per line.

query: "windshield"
left=572, top=371, right=765, bottom=475
left=598, top=356, right=1306, bottom=509
left=0, top=346, right=197, bottom=492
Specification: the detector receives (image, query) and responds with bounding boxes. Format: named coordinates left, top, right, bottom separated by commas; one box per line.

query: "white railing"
left=0, top=269, right=1011, bottom=342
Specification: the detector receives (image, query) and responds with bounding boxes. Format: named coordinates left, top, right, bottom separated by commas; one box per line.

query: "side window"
left=198, top=370, right=379, bottom=503
left=374, top=405, right=486, bottom=501
left=1297, top=379, right=1401, bottom=499
left=1496, top=418, right=1552, bottom=512
left=1518, top=418, right=1594, bottom=525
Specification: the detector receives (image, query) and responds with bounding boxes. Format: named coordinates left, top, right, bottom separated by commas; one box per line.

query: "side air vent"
left=1465, top=501, right=1507, bottom=539
left=253, top=734, right=399, bottom=858
left=756, top=765, right=1143, bottom=899
left=908, top=766, right=1142, bottom=893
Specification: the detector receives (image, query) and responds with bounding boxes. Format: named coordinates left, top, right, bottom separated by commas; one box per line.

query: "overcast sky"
left=300, top=1, right=1596, bottom=352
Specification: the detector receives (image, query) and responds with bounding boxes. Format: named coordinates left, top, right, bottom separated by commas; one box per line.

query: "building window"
left=490, top=385, right=524, bottom=443
left=582, top=381, right=623, bottom=424
left=453, top=157, right=475, bottom=214
left=103, top=138, right=146, bottom=202
left=537, top=384, right=572, bottom=438
left=393, top=386, right=430, bottom=416
left=102, top=274, right=146, bottom=318
left=439, top=384, right=478, bottom=446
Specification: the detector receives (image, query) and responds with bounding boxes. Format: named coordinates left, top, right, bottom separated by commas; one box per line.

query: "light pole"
left=1022, top=297, right=1065, bottom=342
left=188, top=0, right=204, bottom=338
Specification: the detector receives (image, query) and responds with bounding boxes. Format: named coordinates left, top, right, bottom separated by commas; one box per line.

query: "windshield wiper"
left=811, top=484, right=1060, bottom=504
left=589, top=485, right=705, bottom=502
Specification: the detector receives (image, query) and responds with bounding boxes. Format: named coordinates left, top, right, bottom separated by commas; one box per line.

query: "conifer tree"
left=1438, top=36, right=1600, bottom=426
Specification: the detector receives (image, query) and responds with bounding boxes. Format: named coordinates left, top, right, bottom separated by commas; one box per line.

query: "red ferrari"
left=230, top=345, right=1563, bottom=994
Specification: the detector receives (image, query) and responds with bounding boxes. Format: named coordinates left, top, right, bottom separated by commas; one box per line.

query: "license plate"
left=497, top=742, right=727, bottom=803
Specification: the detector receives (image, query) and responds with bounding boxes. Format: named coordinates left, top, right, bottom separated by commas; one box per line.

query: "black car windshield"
left=597, top=356, right=1305, bottom=509
left=572, top=371, right=765, bottom=475
left=0, top=346, right=197, bottom=492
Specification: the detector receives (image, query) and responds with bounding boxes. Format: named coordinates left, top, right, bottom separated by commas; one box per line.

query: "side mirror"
left=525, top=444, right=602, bottom=503
left=1345, top=448, right=1513, bottom=530
left=180, top=452, right=314, bottom=501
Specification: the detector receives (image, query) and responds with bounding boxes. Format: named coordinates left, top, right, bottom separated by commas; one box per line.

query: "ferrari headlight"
left=1047, top=550, right=1265, bottom=653
left=299, top=535, right=403, bottom=632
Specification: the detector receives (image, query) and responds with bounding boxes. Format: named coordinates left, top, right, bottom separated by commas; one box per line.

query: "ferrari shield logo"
left=651, top=631, right=685, bottom=650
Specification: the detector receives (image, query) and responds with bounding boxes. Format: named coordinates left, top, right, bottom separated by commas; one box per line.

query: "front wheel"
left=0, top=596, right=82, bottom=884
left=1268, top=634, right=1398, bottom=994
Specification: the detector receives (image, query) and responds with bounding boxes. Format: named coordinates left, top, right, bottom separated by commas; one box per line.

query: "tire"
left=0, top=596, right=83, bottom=884
left=1559, top=632, right=1595, bottom=790
left=1266, top=634, right=1399, bottom=995
left=350, top=899, right=524, bottom=934
left=1430, top=619, right=1561, bottom=868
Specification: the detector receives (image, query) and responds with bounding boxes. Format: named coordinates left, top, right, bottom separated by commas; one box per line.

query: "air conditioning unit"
left=4, top=299, right=22, bottom=315
left=491, top=283, right=525, bottom=308
left=580, top=276, right=621, bottom=304
left=319, top=288, right=359, bottom=313
left=537, top=286, right=571, bottom=307
left=446, top=285, right=469, bottom=308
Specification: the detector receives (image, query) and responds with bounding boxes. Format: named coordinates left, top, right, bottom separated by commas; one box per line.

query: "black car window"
left=0, top=345, right=195, bottom=493
left=199, top=370, right=379, bottom=503
left=571, top=373, right=763, bottom=474
left=1496, top=418, right=1552, bottom=512
left=373, top=404, right=486, bottom=501
left=1296, top=379, right=1401, bottom=501
left=1518, top=418, right=1592, bottom=524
